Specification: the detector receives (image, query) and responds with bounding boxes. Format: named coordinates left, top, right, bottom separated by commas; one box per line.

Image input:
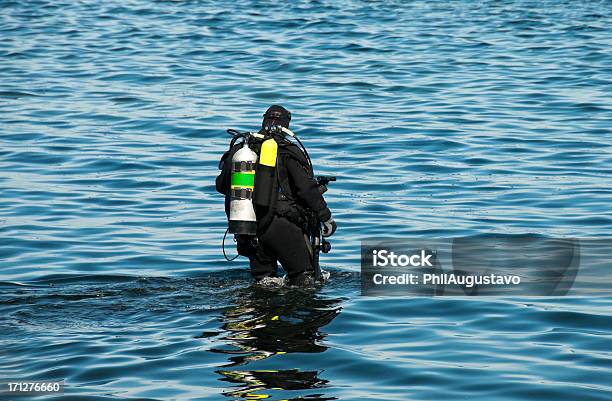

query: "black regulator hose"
left=293, top=134, right=313, bottom=172
left=222, top=227, right=239, bottom=261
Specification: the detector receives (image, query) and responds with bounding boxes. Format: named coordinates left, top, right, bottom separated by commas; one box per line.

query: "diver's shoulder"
left=278, top=141, right=307, bottom=161
left=278, top=141, right=300, bottom=152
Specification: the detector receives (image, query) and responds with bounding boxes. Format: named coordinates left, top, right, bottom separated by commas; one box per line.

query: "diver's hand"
left=322, top=218, right=337, bottom=237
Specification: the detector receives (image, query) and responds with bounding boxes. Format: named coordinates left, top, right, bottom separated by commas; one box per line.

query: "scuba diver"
left=216, top=105, right=337, bottom=285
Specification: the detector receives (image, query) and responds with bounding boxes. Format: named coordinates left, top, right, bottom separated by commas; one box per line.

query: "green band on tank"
left=231, top=172, right=255, bottom=187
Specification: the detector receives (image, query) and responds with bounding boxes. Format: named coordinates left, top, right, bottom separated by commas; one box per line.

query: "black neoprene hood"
left=262, top=105, right=291, bottom=129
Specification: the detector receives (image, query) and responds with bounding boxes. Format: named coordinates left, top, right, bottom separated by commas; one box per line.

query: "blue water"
left=1, top=0, right=611, bottom=400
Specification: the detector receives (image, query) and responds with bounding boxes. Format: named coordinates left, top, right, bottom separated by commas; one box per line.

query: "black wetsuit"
left=216, top=138, right=331, bottom=283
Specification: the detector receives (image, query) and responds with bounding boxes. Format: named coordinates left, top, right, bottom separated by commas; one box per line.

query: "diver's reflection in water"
left=207, top=285, right=342, bottom=400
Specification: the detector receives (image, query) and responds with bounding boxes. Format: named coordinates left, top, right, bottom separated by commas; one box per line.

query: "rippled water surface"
left=1, top=0, right=611, bottom=400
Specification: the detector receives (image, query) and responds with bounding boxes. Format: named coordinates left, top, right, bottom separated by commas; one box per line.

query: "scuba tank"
left=253, top=137, right=278, bottom=207
left=228, top=142, right=258, bottom=235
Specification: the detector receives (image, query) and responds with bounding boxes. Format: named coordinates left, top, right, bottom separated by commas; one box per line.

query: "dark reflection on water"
left=209, top=286, right=342, bottom=400
left=218, top=370, right=333, bottom=401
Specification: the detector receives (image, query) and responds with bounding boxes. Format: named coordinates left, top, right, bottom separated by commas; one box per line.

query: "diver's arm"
left=286, top=156, right=332, bottom=222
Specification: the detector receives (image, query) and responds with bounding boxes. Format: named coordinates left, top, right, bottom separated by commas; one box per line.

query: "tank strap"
left=232, top=188, right=253, bottom=200
left=233, top=160, right=256, bottom=172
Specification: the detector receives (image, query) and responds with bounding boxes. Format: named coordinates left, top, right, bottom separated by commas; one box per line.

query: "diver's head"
left=262, top=105, right=291, bottom=132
